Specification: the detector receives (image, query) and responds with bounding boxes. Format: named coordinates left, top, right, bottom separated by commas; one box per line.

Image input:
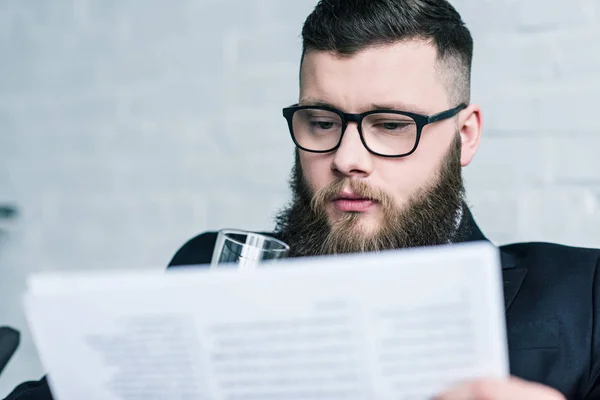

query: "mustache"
left=309, top=179, right=394, bottom=214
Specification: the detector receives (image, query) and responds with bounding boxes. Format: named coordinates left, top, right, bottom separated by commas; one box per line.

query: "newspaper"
left=23, top=241, right=508, bottom=400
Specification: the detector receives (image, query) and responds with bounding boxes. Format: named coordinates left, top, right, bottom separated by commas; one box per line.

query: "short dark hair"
left=301, top=0, right=474, bottom=105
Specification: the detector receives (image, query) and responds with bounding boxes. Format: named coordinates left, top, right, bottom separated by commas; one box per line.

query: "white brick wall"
left=0, top=0, right=599, bottom=395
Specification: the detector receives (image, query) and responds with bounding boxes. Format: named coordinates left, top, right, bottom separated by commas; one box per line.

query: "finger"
left=433, top=377, right=565, bottom=400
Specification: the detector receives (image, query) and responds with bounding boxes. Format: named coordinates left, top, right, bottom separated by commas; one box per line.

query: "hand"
left=434, top=377, right=566, bottom=400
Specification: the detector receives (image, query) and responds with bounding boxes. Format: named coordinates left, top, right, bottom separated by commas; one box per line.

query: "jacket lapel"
left=502, top=267, right=527, bottom=311
left=458, top=206, right=527, bottom=311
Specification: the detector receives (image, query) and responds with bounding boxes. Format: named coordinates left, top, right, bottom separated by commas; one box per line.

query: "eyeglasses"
left=282, top=103, right=467, bottom=158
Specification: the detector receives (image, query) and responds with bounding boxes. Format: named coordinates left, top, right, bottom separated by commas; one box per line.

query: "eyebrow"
left=299, top=97, right=430, bottom=115
left=298, top=98, right=335, bottom=108
left=370, top=102, right=430, bottom=115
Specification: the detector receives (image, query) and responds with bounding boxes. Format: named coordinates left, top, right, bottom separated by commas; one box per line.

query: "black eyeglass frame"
left=282, top=103, right=468, bottom=158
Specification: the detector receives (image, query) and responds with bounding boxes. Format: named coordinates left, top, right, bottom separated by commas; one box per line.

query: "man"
left=4, top=0, right=600, bottom=399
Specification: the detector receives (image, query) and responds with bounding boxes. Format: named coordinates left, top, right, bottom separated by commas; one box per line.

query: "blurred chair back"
left=0, top=204, right=18, bottom=250
left=0, top=205, right=20, bottom=376
left=0, top=326, right=20, bottom=376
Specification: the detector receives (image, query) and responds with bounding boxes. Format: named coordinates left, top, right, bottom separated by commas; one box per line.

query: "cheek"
left=299, top=153, right=334, bottom=191
left=377, top=145, right=448, bottom=203
left=377, top=160, right=427, bottom=204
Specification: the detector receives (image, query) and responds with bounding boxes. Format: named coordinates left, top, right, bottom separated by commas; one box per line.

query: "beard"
left=273, top=134, right=469, bottom=257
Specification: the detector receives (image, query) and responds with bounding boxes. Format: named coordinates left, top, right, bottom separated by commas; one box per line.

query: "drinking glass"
left=210, top=229, right=290, bottom=269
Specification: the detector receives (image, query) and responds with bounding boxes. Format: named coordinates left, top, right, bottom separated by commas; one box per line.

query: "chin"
left=355, top=217, right=381, bottom=237
left=328, top=210, right=382, bottom=237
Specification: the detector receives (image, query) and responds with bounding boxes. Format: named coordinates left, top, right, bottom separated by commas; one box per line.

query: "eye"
left=364, top=114, right=417, bottom=139
left=310, top=121, right=336, bottom=130
left=295, top=109, right=342, bottom=135
left=381, top=122, right=410, bottom=130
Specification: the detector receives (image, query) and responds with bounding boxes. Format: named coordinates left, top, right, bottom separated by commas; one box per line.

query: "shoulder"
left=500, top=241, right=600, bottom=281
left=500, top=241, right=600, bottom=267
left=167, top=231, right=219, bottom=267
left=2, top=376, right=53, bottom=400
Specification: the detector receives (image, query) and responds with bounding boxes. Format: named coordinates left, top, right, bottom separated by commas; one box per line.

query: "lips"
left=332, top=191, right=377, bottom=212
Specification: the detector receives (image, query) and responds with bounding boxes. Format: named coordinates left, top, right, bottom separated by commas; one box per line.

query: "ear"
left=458, top=104, right=483, bottom=167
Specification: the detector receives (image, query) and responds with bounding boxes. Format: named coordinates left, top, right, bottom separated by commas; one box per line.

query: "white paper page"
left=24, top=241, right=508, bottom=400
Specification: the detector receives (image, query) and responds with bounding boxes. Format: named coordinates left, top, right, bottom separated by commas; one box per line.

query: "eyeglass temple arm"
left=427, top=104, right=468, bottom=124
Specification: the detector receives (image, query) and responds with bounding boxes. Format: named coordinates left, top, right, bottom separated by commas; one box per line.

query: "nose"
left=331, top=122, right=374, bottom=178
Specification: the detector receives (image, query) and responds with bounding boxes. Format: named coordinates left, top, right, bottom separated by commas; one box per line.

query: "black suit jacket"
left=4, top=210, right=600, bottom=400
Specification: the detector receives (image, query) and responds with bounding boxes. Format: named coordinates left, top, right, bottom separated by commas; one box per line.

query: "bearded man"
left=5, top=1, right=600, bottom=399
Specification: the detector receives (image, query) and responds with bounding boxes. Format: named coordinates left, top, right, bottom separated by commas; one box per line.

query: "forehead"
left=299, top=40, right=449, bottom=113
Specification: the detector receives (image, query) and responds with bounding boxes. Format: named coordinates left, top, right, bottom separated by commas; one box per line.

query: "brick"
left=472, top=33, right=559, bottom=87
left=463, top=136, right=552, bottom=188
left=472, top=93, right=542, bottom=135
left=207, top=147, right=294, bottom=192
left=188, top=0, right=267, bottom=30
left=453, top=0, right=528, bottom=34
left=119, top=79, right=228, bottom=120
left=477, top=81, right=600, bottom=134
left=222, top=69, right=298, bottom=108
left=212, top=106, right=297, bottom=156
left=252, top=0, right=316, bottom=27
left=205, top=187, right=288, bottom=232
left=514, top=0, right=591, bottom=30
left=457, top=0, right=592, bottom=33
left=549, top=138, right=600, bottom=184
left=234, top=26, right=303, bottom=68
left=553, top=27, right=600, bottom=79
left=465, top=190, right=521, bottom=245
left=532, top=84, right=600, bottom=133
left=519, top=188, right=600, bottom=248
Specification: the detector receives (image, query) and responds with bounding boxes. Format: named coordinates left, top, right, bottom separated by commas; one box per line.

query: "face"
left=274, top=40, right=482, bottom=256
